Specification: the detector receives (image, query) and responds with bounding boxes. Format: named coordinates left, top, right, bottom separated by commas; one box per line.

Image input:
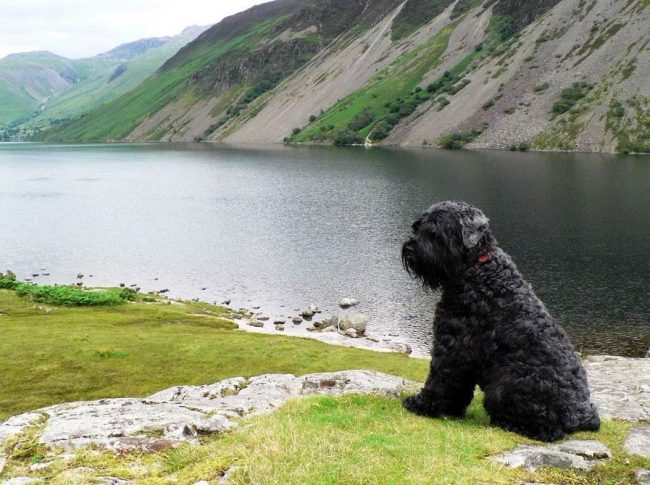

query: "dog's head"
left=402, top=201, right=495, bottom=289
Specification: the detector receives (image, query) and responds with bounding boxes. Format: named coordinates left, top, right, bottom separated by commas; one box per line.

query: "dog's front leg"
left=403, top=353, right=475, bottom=418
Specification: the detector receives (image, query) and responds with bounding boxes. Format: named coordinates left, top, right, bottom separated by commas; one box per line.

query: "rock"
left=339, top=314, right=368, bottom=335
left=29, top=461, right=53, bottom=471
left=343, top=328, right=358, bottom=338
left=222, top=299, right=231, bottom=305
left=314, top=316, right=338, bottom=329
left=339, top=298, right=359, bottom=309
left=273, top=319, right=285, bottom=325
left=307, top=304, right=320, bottom=314
left=388, top=342, right=413, bottom=355
left=257, top=315, right=270, bottom=321
left=247, top=320, right=264, bottom=328
left=584, top=356, right=650, bottom=421
left=158, top=289, right=169, bottom=294
left=557, top=440, right=611, bottom=460
left=36, top=399, right=236, bottom=451
left=625, top=427, right=650, bottom=458
left=0, top=413, right=43, bottom=448
left=300, top=309, right=315, bottom=319
left=491, top=440, right=611, bottom=471
left=2, top=479, right=43, bottom=484
left=292, top=316, right=303, bottom=325
left=76, top=274, right=83, bottom=279
left=321, top=326, right=336, bottom=332
left=276, top=325, right=285, bottom=331
left=98, top=477, right=132, bottom=485
left=636, top=469, right=650, bottom=485
left=0, top=371, right=416, bottom=454
left=388, top=331, right=400, bottom=337
left=218, top=465, right=238, bottom=483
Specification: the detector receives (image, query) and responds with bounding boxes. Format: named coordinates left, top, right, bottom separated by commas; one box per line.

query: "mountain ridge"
left=34, top=0, right=650, bottom=153
left=0, top=26, right=208, bottom=139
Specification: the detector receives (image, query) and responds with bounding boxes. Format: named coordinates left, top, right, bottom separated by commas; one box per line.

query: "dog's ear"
left=460, top=212, right=489, bottom=248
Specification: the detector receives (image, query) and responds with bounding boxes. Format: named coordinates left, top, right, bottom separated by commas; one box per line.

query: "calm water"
left=0, top=143, right=648, bottom=356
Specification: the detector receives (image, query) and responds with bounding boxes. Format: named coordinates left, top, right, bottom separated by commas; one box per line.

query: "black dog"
left=401, top=201, right=600, bottom=442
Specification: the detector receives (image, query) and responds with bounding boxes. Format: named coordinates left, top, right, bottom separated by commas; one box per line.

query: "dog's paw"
left=403, top=393, right=438, bottom=417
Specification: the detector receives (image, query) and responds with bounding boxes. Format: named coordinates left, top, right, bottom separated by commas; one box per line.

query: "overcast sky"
left=0, top=0, right=268, bottom=60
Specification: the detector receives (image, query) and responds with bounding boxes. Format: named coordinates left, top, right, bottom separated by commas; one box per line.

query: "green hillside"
left=19, top=27, right=207, bottom=137
left=0, top=28, right=206, bottom=140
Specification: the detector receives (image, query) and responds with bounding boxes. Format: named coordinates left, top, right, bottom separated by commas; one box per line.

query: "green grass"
left=1, top=289, right=647, bottom=484
left=0, top=289, right=426, bottom=420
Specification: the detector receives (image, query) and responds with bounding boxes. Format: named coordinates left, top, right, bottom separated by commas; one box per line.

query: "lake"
left=0, top=143, right=648, bottom=356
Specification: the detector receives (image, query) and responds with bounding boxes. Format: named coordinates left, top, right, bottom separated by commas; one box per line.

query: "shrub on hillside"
left=552, top=81, right=593, bottom=115
left=334, top=130, right=364, bottom=146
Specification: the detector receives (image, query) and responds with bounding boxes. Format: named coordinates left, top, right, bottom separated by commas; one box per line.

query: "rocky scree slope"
left=40, top=0, right=650, bottom=154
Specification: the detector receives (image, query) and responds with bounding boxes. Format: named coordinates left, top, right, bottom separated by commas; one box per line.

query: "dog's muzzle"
left=402, top=239, right=417, bottom=274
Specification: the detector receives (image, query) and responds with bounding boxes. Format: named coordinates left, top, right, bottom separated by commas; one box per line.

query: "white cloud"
left=0, top=0, right=269, bottom=59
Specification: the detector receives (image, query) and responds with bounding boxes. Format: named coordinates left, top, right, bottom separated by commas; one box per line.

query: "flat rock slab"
left=584, top=356, right=650, bottom=421
left=637, top=469, right=650, bottom=485
left=625, top=427, right=650, bottom=459
left=491, top=440, right=611, bottom=471
left=0, top=371, right=416, bottom=453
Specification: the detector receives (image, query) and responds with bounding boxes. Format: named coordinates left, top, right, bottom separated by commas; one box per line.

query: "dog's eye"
left=412, top=220, right=421, bottom=232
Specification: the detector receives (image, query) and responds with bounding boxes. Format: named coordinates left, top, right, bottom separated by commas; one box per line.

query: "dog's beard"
left=402, top=239, right=444, bottom=290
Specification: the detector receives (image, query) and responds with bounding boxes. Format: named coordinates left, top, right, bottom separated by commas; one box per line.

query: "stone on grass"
left=339, top=314, right=368, bottom=335
left=491, top=440, right=611, bottom=471
left=218, top=465, right=239, bottom=484
left=557, top=440, right=611, bottom=460
left=584, top=356, right=650, bottom=421
left=2, top=479, right=43, bottom=484
left=388, top=342, right=413, bottom=355
left=98, top=477, right=132, bottom=485
left=0, top=413, right=43, bottom=448
left=0, top=371, right=416, bottom=454
left=625, top=427, right=650, bottom=458
left=636, top=469, right=650, bottom=485
left=29, top=461, right=53, bottom=472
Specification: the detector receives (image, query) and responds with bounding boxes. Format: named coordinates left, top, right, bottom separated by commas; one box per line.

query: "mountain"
left=38, top=0, right=650, bottom=153
left=0, top=26, right=207, bottom=139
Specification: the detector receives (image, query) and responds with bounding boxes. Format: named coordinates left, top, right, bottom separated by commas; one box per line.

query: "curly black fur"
left=402, top=201, right=600, bottom=442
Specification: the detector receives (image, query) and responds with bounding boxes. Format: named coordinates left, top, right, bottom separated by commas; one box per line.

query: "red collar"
left=476, top=248, right=495, bottom=266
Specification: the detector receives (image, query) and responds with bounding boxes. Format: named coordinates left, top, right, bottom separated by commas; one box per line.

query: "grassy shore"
left=0, top=287, right=647, bottom=484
